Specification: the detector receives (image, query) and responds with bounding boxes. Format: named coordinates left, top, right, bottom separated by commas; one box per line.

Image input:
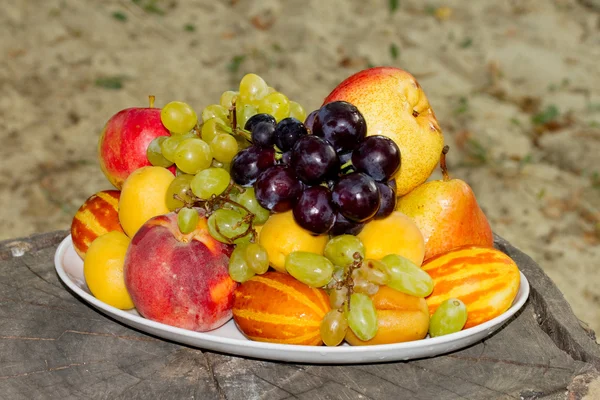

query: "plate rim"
left=54, top=235, right=530, bottom=359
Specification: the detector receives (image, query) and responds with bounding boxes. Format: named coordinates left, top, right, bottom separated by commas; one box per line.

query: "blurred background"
left=1, top=0, right=599, bottom=333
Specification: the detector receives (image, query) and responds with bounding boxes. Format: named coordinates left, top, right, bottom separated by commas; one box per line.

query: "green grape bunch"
left=142, top=73, right=307, bottom=287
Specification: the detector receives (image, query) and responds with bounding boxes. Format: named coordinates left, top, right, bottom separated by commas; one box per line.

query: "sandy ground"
left=1, top=0, right=599, bottom=333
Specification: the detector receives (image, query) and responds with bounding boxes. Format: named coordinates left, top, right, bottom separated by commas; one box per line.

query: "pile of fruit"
left=71, top=67, right=521, bottom=347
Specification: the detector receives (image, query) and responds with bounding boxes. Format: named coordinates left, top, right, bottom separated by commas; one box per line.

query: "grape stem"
left=440, top=145, right=450, bottom=182
left=333, top=252, right=363, bottom=312
left=229, top=98, right=238, bottom=131
left=175, top=179, right=258, bottom=244
left=206, top=182, right=258, bottom=243
left=339, top=159, right=355, bottom=175
left=234, top=128, right=252, bottom=143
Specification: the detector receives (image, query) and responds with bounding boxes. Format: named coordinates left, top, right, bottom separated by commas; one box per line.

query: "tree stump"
left=1, top=231, right=599, bottom=399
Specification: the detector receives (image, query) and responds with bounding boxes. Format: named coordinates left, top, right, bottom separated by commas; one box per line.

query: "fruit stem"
left=234, top=128, right=252, bottom=142
left=341, top=253, right=363, bottom=312
left=230, top=98, right=238, bottom=131
left=440, top=145, right=450, bottom=181
left=149, top=95, right=155, bottom=108
left=339, top=159, right=355, bottom=175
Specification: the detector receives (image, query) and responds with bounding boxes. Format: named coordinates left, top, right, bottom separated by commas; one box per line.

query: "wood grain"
left=0, top=231, right=599, bottom=399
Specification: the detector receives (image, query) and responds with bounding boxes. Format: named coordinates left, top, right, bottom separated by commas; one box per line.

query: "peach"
left=124, top=210, right=236, bottom=332
left=98, top=103, right=174, bottom=189
left=345, top=286, right=429, bottom=345
left=84, top=231, right=134, bottom=310
left=71, top=190, right=124, bottom=259
left=118, top=166, right=174, bottom=237
left=357, top=211, right=425, bottom=266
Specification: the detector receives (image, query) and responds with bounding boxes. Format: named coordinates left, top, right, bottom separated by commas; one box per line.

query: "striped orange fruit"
left=71, top=190, right=124, bottom=260
left=422, top=246, right=520, bottom=329
left=232, top=271, right=330, bottom=345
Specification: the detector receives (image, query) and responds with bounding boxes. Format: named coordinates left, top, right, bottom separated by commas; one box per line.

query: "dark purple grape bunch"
left=230, top=114, right=309, bottom=220
left=230, top=114, right=306, bottom=187
left=231, top=102, right=401, bottom=237
left=310, top=101, right=401, bottom=235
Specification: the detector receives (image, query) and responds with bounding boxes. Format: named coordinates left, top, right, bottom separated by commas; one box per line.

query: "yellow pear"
left=323, top=66, right=444, bottom=196
left=396, top=146, right=494, bottom=262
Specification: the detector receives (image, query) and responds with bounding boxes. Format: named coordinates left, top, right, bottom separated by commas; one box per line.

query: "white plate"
left=54, top=235, right=529, bottom=364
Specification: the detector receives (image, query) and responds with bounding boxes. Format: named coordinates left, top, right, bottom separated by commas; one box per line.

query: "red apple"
left=124, top=211, right=237, bottom=332
left=98, top=99, right=173, bottom=189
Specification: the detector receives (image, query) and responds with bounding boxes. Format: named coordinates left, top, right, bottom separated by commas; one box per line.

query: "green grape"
left=285, top=251, right=334, bottom=288
left=201, top=118, right=228, bottom=144
left=258, top=92, right=290, bottom=121
left=161, top=101, right=198, bottom=134
left=361, top=259, right=389, bottom=285
left=177, top=207, right=198, bottom=234
left=165, top=174, right=195, bottom=211
left=289, top=101, right=307, bottom=122
left=245, top=243, right=269, bottom=274
left=347, top=293, right=378, bottom=341
left=146, top=136, right=174, bottom=167
left=266, top=86, right=277, bottom=95
left=175, top=167, right=187, bottom=176
left=352, top=275, right=379, bottom=296
left=331, top=265, right=345, bottom=282
left=229, top=243, right=255, bottom=283
left=236, top=102, right=258, bottom=130
left=380, top=254, right=434, bottom=297
left=235, top=187, right=270, bottom=225
left=208, top=209, right=251, bottom=244
left=160, top=133, right=194, bottom=162
left=174, top=138, right=212, bottom=174
left=202, top=104, right=229, bottom=123
left=239, top=73, right=269, bottom=104
left=210, top=133, right=239, bottom=163
left=329, top=286, right=348, bottom=309
left=190, top=167, right=230, bottom=200
left=429, top=298, right=468, bottom=338
left=220, top=90, right=239, bottom=109
left=320, top=309, right=348, bottom=347
left=324, top=235, right=366, bottom=268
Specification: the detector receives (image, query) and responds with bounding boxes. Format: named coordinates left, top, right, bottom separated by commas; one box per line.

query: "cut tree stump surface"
left=1, top=231, right=599, bottom=400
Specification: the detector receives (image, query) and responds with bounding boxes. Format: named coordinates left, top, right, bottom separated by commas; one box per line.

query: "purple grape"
left=304, top=109, right=318, bottom=132
left=274, top=118, right=308, bottom=151
left=312, top=101, right=367, bottom=154
left=375, top=181, right=396, bottom=219
left=279, top=151, right=292, bottom=165
left=251, top=121, right=276, bottom=148
left=338, top=151, right=352, bottom=165
left=387, top=178, right=397, bottom=192
left=230, top=146, right=275, bottom=187
left=293, top=186, right=336, bottom=234
left=291, top=135, right=339, bottom=184
left=254, top=165, right=302, bottom=212
left=332, top=172, right=380, bottom=222
left=330, top=212, right=365, bottom=236
left=245, top=113, right=276, bottom=132
left=351, top=135, right=401, bottom=181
